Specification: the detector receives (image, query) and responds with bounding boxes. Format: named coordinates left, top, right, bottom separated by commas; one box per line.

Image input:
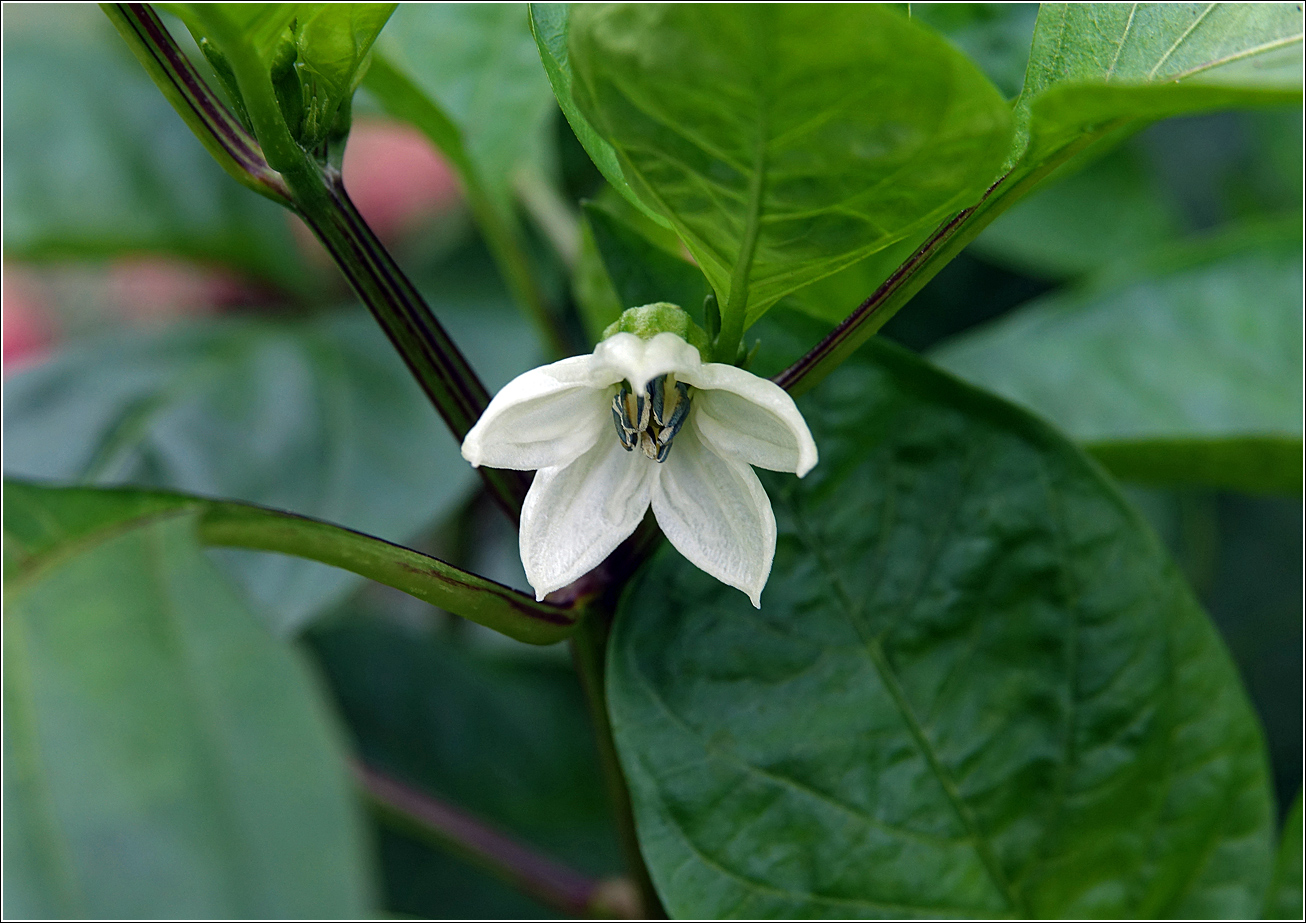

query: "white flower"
left=461, top=331, right=817, bottom=607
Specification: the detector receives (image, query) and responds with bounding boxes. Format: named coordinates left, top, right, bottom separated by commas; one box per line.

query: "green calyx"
left=602, top=302, right=712, bottom=360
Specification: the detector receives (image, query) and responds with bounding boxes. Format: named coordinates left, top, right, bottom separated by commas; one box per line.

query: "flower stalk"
left=569, top=611, right=666, bottom=919
left=358, top=761, right=642, bottom=918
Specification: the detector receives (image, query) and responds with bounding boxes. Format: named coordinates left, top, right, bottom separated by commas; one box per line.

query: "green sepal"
left=602, top=302, right=712, bottom=360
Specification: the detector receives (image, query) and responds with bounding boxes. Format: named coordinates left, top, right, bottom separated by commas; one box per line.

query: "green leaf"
left=1265, top=791, right=1304, bottom=919
left=567, top=3, right=1014, bottom=351
left=777, top=231, right=930, bottom=327
left=2, top=480, right=576, bottom=645
left=1, top=5, right=306, bottom=290
left=164, top=3, right=396, bottom=151
left=609, top=317, right=1274, bottom=918
left=309, top=612, right=620, bottom=917
left=371, top=2, right=555, bottom=211
left=294, top=5, right=396, bottom=104
left=528, top=2, right=672, bottom=229
left=2, top=303, right=540, bottom=634
left=1016, top=3, right=1304, bottom=168
left=972, top=141, right=1185, bottom=278
left=933, top=229, right=1303, bottom=494
left=163, top=3, right=299, bottom=68
left=2, top=510, right=373, bottom=917
left=909, top=2, right=1040, bottom=100
left=291, top=3, right=397, bottom=144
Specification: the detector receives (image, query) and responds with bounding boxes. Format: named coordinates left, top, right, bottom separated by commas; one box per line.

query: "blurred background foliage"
left=2, top=3, right=1300, bottom=918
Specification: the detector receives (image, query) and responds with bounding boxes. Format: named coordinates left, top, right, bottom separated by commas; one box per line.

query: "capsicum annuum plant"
left=3, top=3, right=1301, bottom=921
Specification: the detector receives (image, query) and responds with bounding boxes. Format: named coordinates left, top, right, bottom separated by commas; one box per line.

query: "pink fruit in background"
left=2, top=265, right=55, bottom=375
left=341, top=116, right=462, bottom=241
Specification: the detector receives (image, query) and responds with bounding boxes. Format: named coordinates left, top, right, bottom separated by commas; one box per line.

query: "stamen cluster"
left=611, top=375, right=691, bottom=462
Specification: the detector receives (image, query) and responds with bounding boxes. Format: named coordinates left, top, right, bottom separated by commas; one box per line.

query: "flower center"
left=611, top=374, right=691, bottom=462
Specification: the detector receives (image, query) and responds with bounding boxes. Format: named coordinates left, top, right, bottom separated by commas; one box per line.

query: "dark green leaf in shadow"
left=2, top=511, right=373, bottom=918
left=1, top=5, right=306, bottom=291
left=933, top=229, right=1303, bottom=494
left=309, top=612, right=621, bottom=917
left=567, top=4, right=1014, bottom=337
left=1265, top=790, right=1304, bottom=919
left=2, top=303, right=540, bottom=634
left=609, top=317, right=1273, bottom=918
left=1015, top=3, right=1304, bottom=169
left=582, top=198, right=711, bottom=323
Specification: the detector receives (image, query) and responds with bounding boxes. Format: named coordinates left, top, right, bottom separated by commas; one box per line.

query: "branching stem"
left=358, top=762, right=641, bottom=918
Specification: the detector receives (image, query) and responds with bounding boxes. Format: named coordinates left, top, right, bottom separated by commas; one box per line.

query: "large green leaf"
left=1015, top=3, right=1304, bottom=168
left=933, top=230, right=1303, bottom=494
left=1265, top=791, right=1304, bottom=919
left=1, top=5, right=305, bottom=290
left=2, top=303, right=540, bottom=634
left=310, top=612, right=620, bottom=917
left=567, top=4, right=1014, bottom=342
left=609, top=318, right=1273, bottom=918
left=527, top=2, right=671, bottom=229
left=3, top=510, right=373, bottom=917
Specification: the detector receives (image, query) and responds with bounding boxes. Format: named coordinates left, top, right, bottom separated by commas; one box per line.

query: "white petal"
left=594, top=332, right=704, bottom=392
left=461, top=356, right=617, bottom=470
left=519, top=437, right=654, bottom=600
left=650, top=429, right=776, bottom=608
left=682, top=363, right=818, bottom=476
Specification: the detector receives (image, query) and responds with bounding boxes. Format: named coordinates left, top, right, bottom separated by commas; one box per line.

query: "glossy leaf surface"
left=528, top=2, right=670, bottom=228
left=568, top=4, right=1014, bottom=331
left=933, top=231, right=1303, bottom=494
left=3, top=510, right=372, bottom=918
left=609, top=320, right=1273, bottom=918
left=1016, top=3, right=1304, bottom=167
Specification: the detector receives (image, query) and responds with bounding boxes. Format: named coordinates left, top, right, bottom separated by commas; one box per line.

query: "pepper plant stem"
left=102, top=3, right=290, bottom=204
left=774, top=126, right=1127, bottom=396
left=357, top=762, right=637, bottom=918
left=104, top=3, right=529, bottom=519
left=293, top=172, right=532, bottom=520
left=571, top=609, right=666, bottom=919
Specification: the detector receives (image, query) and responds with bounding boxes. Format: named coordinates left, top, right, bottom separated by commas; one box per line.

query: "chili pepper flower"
left=461, top=306, right=817, bottom=607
